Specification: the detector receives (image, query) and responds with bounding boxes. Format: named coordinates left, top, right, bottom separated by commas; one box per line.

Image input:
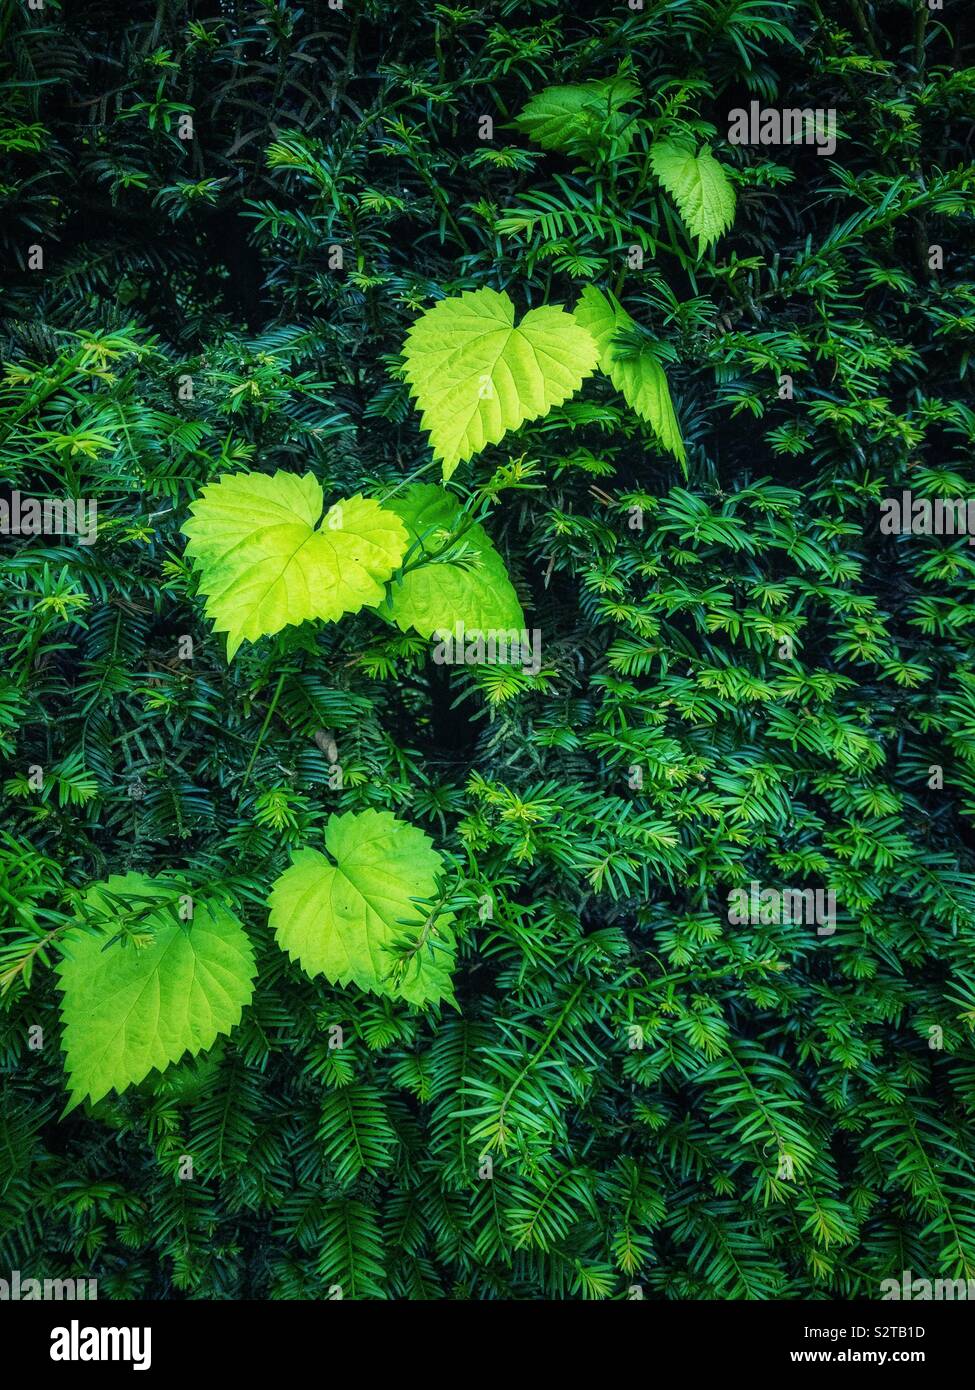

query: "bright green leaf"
left=57, top=875, right=256, bottom=1112
left=401, top=288, right=600, bottom=480
left=381, top=483, right=524, bottom=637
left=574, top=286, right=686, bottom=466
left=511, top=78, right=640, bottom=156
left=182, top=471, right=408, bottom=658
left=269, top=809, right=455, bottom=1007
left=649, top=139, right=736, bottom=254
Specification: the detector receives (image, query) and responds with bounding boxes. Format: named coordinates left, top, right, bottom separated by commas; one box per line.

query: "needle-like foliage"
left=1, top=0, right=975, bottom=1302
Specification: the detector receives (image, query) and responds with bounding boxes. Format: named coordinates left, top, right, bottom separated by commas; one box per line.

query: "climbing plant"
left=1, top=0, right=975, bottom=1303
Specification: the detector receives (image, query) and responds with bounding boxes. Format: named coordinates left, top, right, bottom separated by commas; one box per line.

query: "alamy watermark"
left=0, top=492, right=97, bottom=546
left=432, top=621, right=542, bottom=676
left=881, top=1269, right=975, bottom=1300
left=728, top=101, right=837, bottom=156
left=1, top=1268, right=97, bottom=1300
left=50, top=1319, right=150, bottom=1371
left=728, top=881, right=836, bottom=936
left=880, top=491, right=975, bottom=544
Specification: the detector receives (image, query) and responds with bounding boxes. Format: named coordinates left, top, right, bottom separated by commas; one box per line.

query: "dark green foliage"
left=2, top=0, right=975, bottom=1300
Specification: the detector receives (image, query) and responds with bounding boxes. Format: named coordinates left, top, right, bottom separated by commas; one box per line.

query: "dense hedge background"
left=2, top=0, right=975, bottom=1300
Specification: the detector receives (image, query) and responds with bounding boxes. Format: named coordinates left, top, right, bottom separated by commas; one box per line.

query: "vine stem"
left=241, top=671, right=287, bottom=791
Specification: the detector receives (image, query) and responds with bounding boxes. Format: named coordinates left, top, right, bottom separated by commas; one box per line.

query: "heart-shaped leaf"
left=511, top=78, right=640, bottom=156
left=182, top=471, right=408, bottom=658
left=401, top=288, right=599, bottom=480
left=57, top=875, right=256, bottom=1112
left=269, top=809, right=455, bottom=1007
left=382, top=484, right=525, bottom=637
